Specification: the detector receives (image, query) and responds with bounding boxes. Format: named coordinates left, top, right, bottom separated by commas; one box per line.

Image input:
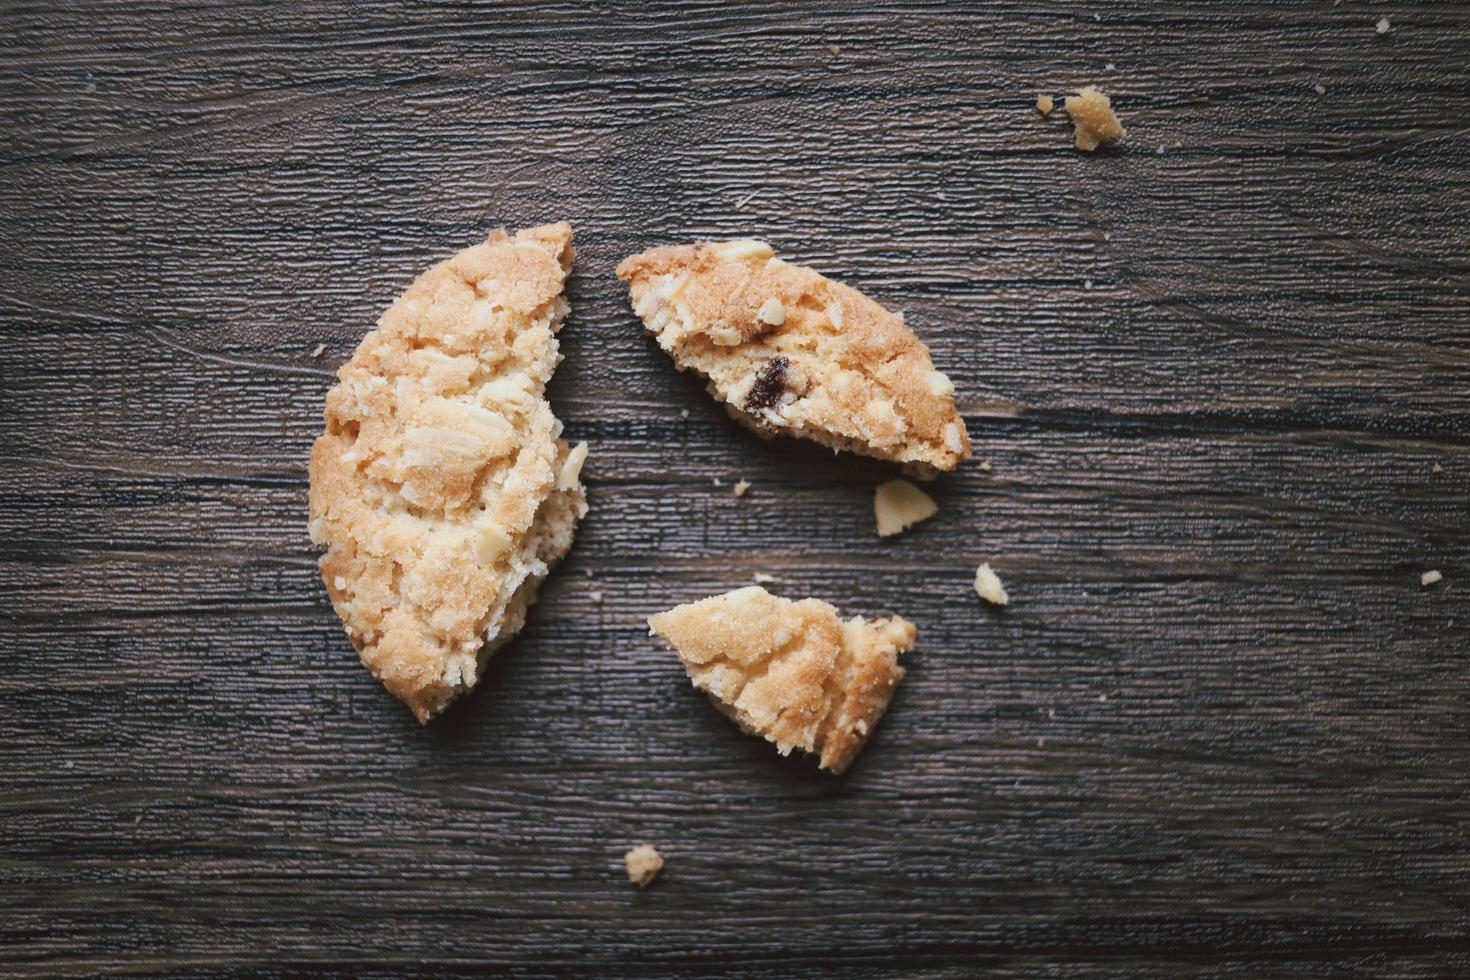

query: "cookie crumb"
left=712, top=477, right=724, bottom=487
left=585, top=568, right=593, bottom=578
left=311, top=343, right=327, bottom=358
left=1313, top=82, right=1327, bottom=95
left=979, top=461, right=993, bottom=473
left=590, top=590, right=604, bottom=604
left=734, top=479, right=751, bottom=497
left=680, top=408, right=690, bottom=419
left=624, top=844, right=663, bottom=887
left=1432, top=462, right=1443, bottom=474
left=1376, top=16, right=1391, bottom=34
left=973, top=563, right=1009, bottom=606
left=1036, top=93, right=1054, bottom=115
left=874, top=479, right=938, bottom=537
left=1064, top=85, right=1126, bottom=151
left=1421, top=570, right=1443, bottom=587
left=825, top=42, right=842, bottom=55
left=752, top=572, right=778, bottom=585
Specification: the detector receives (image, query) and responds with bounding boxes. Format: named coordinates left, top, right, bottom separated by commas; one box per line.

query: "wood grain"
left=2, top=1, right=1468, bottom=975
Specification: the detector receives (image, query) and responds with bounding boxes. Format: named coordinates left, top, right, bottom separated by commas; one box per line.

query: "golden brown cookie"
left=307, top=222, right=587, bottom=723
left=617, top=240, right=970, bottom=475
left=648, top=586, right=915, bottom=773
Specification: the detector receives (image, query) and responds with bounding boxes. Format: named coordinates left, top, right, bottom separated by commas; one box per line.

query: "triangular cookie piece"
left=617, top=240, right=970, bottom=475
left=648, top=586, right=915, bottom=773
left=308, top=222, right=587, bottom=722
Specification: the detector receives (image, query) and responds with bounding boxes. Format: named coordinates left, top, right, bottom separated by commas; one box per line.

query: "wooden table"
left=3, top=2, right=1467, bottom=975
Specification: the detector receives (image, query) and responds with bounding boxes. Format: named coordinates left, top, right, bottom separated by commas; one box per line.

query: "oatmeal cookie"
left=308, top=222, right=587, bottom=722
left=617, top=240, right=970, bottom=475
left=648, top=586, right=915, bottom=773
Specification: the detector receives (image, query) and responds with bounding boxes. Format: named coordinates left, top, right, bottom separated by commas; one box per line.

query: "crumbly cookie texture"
left=624, top=844, right=664, bottom=887
left=1065, top=86, right=1126, bottom=151
left=648, top=586, right=915, bottom=774
left=308, top=221, right=587, bottom=723
left=616, top=240, right=970, bottom=475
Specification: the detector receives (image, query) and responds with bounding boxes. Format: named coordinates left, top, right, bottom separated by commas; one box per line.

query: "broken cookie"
left=648, top=586, right=915, bottom=774
left=617, top=240, right=970, bottom=475
left=308, top=222, right=587, bottom=723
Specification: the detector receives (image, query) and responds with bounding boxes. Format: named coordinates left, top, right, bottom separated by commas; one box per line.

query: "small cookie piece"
left=617, top=240, right=970, bottom=475
left=1036, top=93, right=1054, bottom=115
left=1064, top=86, right=1126, bottom=151
left=308, top=222, right=587, bottom=723
left=625, top=844, right=664, bottom=887
left=648, top=586, right=915, bottom=774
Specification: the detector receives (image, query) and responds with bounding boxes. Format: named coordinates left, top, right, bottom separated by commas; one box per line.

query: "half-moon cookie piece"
left=308, top=222, right=587, bottom=723
left=648, top=586, right=915, bottom=774
left=616, top=240, right=970, bottom=474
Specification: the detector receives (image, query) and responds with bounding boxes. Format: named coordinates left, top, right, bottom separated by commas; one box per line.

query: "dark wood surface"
left=3, top=1, right=1468, bottom=975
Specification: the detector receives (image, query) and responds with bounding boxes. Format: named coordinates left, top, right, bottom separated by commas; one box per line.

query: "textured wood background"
left=2, top=1, right=1468, bottom=976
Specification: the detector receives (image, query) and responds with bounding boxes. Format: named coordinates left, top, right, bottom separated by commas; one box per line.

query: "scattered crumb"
left=874, top=479, right=939, bottom=537
left=825, top=42, right=842, bottom=55
left=1432, top=463, right=1443, bottom=474
left=733, top=479, right=751, bottom=497
left=1105, top=62, right=1115, bottom=71
left=1084, top=278, right=1094, bottom=289
left=1036, top=93, right=1054, bottom=115
left=311, top=343, right=327, bottom=358
left=1421, top=570, right=1443, bottom=587
left=979, top=461, right=993, bottom=473
left=1314, top=82, right=1327, bottom=95
left=712, top=478, right=724, bottom=487
left=680, top=408, right=690, bottom=419
left=1376, top=16, right=1391, bottom=34
left=1064, top=85, right=1126, bottom=151
left=973, top=563, right=1009, bottom=606
left=1098, top=693, right=1108, bottom=703
left=752, top=572, right=778, bottom=585
left=624, top=844, right=663, bottom=888
left=1156, top=145, right=1166, bottom=155
left=590, top=590, right=604, bottom=604
left=584, top=568, right=593, bottom=578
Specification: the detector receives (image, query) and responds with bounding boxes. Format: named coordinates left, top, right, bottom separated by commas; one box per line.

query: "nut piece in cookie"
left=624, top=844, right=664, bottom=887
left=648, top=586, right=915, bottom=774
left=616, top=240, right=970, bottom=475
left=307, top=222, right=587, bottom=723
